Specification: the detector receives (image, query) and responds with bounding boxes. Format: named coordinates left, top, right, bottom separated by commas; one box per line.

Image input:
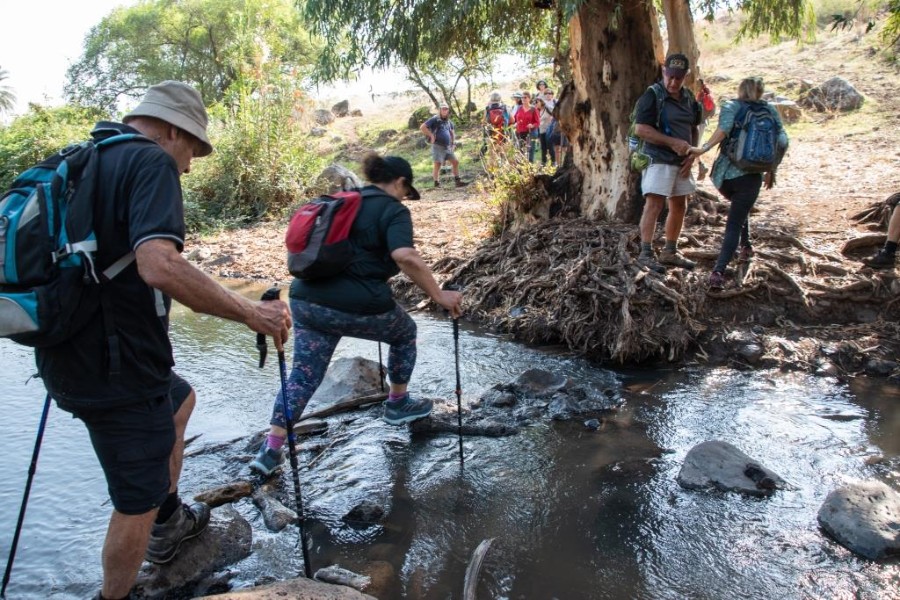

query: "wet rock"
left=548, top=393, right=579, bottom=420
left=252, top=487, right=298, bottom=532
left=514, top=368, right=568, bottom=398
left=677, top=440, right=787, bottom=497
left=315, top=565, right=371, bottom=591
left=193, top=576, right=378, bottom=599
left=817, top=480, right=900, bottom=560
left=359, top=561, right=395, bottom=599
left=863, top=358, right=898, bottom=377
left=481, top=387, right=517, bottom=407
left=800, top=77, right=864, bottom=112
left=584, top=419, right=601, bottom=430
left=135, top=505, right=252, bottom=598
left=409, top=415, right=518, bottom=436
left=342, top=500, right=385, bottom=526
left=736, top=343, right=764, bottom=365
left=306, top=356, right=383, bottom=414
left=332, top=100, right=350, bottom=117
left=314, top=108, right=336, bottom=125
left=194, top=481, right=254, bottom=507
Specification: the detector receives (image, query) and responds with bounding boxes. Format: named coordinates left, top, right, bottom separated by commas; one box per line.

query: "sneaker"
left=738, top=245, right=754, bottom=263
left=636, top=254, right=667, bottom=274
left=862, top=249, right=896, bottom=269
left=659, top=248, right=696, bottom=270
left=383, top=394, right=433, bottom=425
left=249, top=443, right=284, bottom=476
left=145, top=502, right=210, bottom=564
left=708, top=270, right=726, bottom=290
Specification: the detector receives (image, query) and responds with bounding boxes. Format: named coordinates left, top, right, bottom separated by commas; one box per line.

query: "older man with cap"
left=420, top=102, right=465, bottom=188
left=633, top=52, right=703, bottom=273
left=33, top=81, right=291, bottom=600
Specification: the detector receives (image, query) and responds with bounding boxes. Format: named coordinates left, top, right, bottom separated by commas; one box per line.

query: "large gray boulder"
left=817, top=480, right=900, bottom=560
left=135, top=505, right=252, bottom=598
left=800, top=77, right=864, bottom=112
left=677, top=440, right=787, bottom=497
left=193, top=576, right=377, bottom=599
left=314, top=164, right=364, bottom=194
left=314, top=108, right=336, bottom=125
left=332, top=99, right=350, bottom=117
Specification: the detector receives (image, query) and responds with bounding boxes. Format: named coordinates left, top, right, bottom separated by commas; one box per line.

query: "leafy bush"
left=183, top=69, right=324, bottom=230
left=407, top=106, right=433, bottom=129
left=0, top=104, right=103, bottom=189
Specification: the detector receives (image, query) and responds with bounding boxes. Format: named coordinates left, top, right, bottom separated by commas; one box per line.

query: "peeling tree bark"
left=561, top=0, right=664, bottom=222
left=662, top=0, right=702, bottom=90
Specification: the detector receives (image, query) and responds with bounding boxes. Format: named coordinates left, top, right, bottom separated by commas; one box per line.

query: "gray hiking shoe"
left=659, top=248, right=696, bottom=270
left=145, top=502, right=210, bottom=564
left=637, top=253, right=667, bottom=274
left=863, top=249, right=896, bottom=269
left=383, top=394, right=433, bottom=425
left=249, top=444, right=284, bottom=477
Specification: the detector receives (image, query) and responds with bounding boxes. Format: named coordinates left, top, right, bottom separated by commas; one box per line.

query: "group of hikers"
left=5, top=51, right=898, bottom=599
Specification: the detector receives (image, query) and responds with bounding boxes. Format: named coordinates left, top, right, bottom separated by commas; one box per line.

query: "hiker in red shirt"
left=511, top=91, right=540, bottom=162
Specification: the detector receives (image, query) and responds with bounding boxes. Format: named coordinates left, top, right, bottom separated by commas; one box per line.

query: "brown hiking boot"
left=659, top=248, right=696, bottom=270
left=637, top=253, right=667, bottom=274
left=145, top=502, right=210, bottom=564
left=862, top=249, right=896, bottom=269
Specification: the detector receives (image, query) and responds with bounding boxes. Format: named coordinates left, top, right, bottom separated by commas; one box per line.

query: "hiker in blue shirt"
left=420, top=103, right=465, bottom=188
left=689, top=76, right=789, bottom=289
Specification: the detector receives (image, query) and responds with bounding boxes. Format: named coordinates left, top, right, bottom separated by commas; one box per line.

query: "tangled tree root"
left=850, top=191, right=900, bottom=229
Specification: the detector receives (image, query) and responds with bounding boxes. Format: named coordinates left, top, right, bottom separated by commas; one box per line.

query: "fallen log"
left=300, top=392, right=388, bottom=421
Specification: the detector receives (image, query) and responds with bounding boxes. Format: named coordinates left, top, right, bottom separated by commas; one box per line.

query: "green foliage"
left=480, top=143, right=554, bottom=235
left=0, top=67, right=16, bottom=115
left=182, top=66, right=324, bottom=229
left=66, top=0, right=320, bottom=112
left=408, top=106, right=433, bottom=130
left=0, top=104, right=103, bottom=190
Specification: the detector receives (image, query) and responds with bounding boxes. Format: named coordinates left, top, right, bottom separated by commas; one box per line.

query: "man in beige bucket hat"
left=33, top=81, right=292, bottom=600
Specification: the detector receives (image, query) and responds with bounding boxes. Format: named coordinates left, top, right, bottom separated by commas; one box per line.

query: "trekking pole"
left=453, top=318, right=464, bottom=469
left=258, top=287, right=313, bottom=579
left=2, top=392, right=52, bottom=599
left=377, top=342, right=385, bottom=393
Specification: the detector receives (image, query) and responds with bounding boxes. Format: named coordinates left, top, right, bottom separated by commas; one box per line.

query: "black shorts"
left=69, top=373, right=193, bottom=515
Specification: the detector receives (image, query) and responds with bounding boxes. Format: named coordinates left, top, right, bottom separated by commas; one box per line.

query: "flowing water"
left=1, top=282, right=898, bottom=599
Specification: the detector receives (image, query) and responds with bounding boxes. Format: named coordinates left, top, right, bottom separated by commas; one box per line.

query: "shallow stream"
left=1, top=282, right=898, bottom=599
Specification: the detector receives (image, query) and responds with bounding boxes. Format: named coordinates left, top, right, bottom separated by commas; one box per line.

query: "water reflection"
left=0, top=283, right=898, bottom=599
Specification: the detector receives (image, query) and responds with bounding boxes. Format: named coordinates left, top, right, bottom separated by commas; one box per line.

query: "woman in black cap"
left=250, top=153, right=463, bottom=475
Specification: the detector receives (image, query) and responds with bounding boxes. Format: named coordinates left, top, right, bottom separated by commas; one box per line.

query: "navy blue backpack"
left=723, top=101, right=784, bottom=173
left=0, top=129, right=152, bottom=354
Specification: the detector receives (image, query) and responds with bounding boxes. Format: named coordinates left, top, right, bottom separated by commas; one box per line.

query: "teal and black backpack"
left=722, top=100, right=784, bottom=173
left=0, top=128, right=152, bottom=354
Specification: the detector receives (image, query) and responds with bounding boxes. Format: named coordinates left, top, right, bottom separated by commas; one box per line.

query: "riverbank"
left=186, top=25, right=900, bottom=381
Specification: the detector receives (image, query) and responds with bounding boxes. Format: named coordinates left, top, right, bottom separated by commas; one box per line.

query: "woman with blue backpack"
left=689, top=76, right=789, bottom=289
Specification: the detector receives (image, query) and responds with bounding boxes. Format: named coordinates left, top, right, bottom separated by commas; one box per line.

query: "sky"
left=0, top=0, right=132, bottom=116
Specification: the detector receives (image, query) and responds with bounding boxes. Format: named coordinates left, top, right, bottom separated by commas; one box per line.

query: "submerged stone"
left=677, top=440, right=787, bottom=497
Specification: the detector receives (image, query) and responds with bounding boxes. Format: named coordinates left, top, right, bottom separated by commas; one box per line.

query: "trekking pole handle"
left=257, top=287, right=281, bottom=368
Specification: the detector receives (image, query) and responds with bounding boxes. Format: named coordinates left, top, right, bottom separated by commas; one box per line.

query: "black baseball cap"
left=664, top=53, right=689, bottom=78
left=384, top=156, right=421, bottom=200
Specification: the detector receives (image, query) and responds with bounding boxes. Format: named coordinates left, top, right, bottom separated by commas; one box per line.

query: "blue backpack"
left=723, top=101, right=783, bottom=173
left=0, top=128, right=152, bottom=354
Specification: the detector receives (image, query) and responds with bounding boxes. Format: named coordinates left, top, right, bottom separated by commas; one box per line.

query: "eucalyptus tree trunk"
left=662, top=0, right=702, bottom=90
left=558, top=0, right=664, bottom=221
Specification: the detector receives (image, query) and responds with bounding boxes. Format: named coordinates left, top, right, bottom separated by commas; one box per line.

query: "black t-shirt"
left=635, top=83, right=701, bottom=165
left=290, top=186, right=414, bottom=315
left=37, top=122, right=185, bottom=409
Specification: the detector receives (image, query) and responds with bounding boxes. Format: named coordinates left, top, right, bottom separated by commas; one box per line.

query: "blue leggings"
left=714, top=173, right=763, bottom=273
left=270, top=299, right=417, bottom=427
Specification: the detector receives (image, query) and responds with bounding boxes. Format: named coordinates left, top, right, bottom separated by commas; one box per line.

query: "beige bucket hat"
left=123, top=81, right=213, bottom=156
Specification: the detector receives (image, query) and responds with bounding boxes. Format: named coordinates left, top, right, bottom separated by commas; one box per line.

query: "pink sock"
left=388, top=392, right=407, bottom=402
left=266, top=434, right=286, bottom=450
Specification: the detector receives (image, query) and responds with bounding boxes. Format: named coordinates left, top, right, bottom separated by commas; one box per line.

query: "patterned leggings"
left=269, top=299, right=417, bottom=427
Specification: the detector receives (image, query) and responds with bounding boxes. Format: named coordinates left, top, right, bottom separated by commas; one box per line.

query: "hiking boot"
left=738, top=245, right=754, bottom=263
left=636, top=254, right=667, bottom=274
left=862, top=249, right=896, bottom=269
left=659, top=248, right=696, bottom=270
left=708, top=270, right=726, bottom=290
left=249, top=444, right=284, bottom=477
left=383, top=394, right=433, bottom=425
left=454, top=177, right=467, bottom=188
left=145, top=502, right=210, bottom=564
left=433, top=180, right=441, bottom=188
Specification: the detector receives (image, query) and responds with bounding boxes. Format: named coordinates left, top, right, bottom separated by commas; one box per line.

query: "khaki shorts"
left=431, top=144, right=457, bottom=163
left=641, top=163, right=696, bottom=198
